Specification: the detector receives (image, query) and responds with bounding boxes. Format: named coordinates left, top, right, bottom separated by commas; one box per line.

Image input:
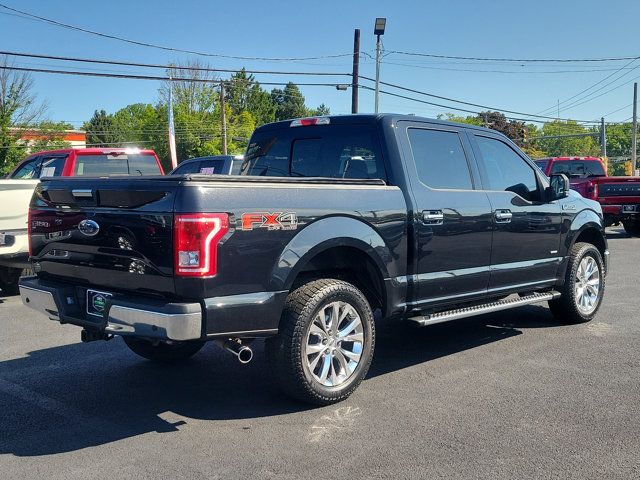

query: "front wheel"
left=623, top=220, right=640, bottom=236
left=549, top=242, right=605, bottom=324
left=266, top=279, right=375, bottom=405
left=123, top=337, right=205, bottom=362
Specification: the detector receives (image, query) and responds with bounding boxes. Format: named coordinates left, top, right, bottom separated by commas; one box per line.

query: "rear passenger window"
left=198, top=158, right=226, bottom=174
left=408, top=128, right=473, bottom=190
left=243, top=125, right=386, bottom=181
left=173, top=161, right=200, bottom=175
left=39, top=156, right=66, bottom=177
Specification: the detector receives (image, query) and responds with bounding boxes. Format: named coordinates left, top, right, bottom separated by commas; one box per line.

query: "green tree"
left=533, top=121, right=600, bottom=157
left=84, top=110, right=117, bottom=147
left=0, top=55, right=46, bottom=173
left=310, top=103, right=330, bottom=116
left=271, top=83, right=307, bottom=121
left=159, top=61, right=218, bottom=115
left=604, top=123, right=632, bottom=158
left=226, top=69, right=275, bottom=126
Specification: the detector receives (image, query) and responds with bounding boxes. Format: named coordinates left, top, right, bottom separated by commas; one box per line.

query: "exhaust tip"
left=237, top=346, right=253, bottom=364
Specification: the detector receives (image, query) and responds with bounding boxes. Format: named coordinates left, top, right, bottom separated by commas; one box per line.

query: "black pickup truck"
left=19, top=114, right=608, bottom=405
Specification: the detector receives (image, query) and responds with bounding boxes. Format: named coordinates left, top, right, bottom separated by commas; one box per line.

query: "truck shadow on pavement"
left=0, top=305, right=561, bottom=457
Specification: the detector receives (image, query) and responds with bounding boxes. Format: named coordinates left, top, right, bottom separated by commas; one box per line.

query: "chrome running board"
left=408, top=291, right=561, bottom=327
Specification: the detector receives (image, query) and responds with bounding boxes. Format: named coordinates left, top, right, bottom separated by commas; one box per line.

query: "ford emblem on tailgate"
left=78, top=219, right=100, bottom=237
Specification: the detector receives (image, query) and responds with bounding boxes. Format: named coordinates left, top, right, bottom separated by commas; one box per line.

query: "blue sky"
left=1, top=0, right=639, bottom=129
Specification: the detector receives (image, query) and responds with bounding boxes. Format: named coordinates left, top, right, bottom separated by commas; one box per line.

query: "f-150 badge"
left=241, top=212, right=298, bottom=231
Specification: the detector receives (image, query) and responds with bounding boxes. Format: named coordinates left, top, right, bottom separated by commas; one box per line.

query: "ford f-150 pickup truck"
left=535, top=156, right=640, bottom=235
left=19, top=115, right=608, bottom=405
left=0, top=148, right=164, bottom=294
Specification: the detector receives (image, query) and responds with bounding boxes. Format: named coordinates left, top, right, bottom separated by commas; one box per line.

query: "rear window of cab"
left=74, top=154, right=161, bottom=176
left=242, top=125, right=387, bottom=181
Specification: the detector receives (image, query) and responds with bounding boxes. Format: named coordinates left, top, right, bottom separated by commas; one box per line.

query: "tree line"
left=0, top=56, right=635, bottom=175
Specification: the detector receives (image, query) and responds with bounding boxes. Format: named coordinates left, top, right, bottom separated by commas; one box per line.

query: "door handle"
left=494, top=209, right=513, bottom=223
left=422, top=210, right=444, bottom=225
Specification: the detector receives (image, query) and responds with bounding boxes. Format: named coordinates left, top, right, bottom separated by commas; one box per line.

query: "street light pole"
left=375, top=34, right=381, bottom=113
left=373, top=18, right=386, bottom=114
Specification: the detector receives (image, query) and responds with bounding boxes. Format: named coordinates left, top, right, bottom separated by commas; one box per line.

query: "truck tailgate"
left=30, top=177, right=178, bottom=297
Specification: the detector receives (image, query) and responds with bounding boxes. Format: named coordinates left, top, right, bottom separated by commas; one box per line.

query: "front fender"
left=269, top=216, right=398, bottom=291
left=564, top=208, right=606, bottom=255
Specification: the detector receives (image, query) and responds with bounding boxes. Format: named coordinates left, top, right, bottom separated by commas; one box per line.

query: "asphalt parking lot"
left=0, top=228, right=638, bottom=480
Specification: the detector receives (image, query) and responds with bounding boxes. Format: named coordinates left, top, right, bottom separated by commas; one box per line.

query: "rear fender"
left=270, top=216, right=397, bottom=289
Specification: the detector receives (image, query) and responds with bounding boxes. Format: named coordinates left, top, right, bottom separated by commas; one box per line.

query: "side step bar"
left=408, top=291, right=561, bottom=327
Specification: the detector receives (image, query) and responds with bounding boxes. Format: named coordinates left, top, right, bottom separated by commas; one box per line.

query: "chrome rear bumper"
left=19, top=277, right=203, bottom=341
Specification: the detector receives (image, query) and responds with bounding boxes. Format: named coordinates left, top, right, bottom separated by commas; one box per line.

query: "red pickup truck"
left=1, top=148, right=164, bottom=294
left=535, top=156, right=640, bottom=235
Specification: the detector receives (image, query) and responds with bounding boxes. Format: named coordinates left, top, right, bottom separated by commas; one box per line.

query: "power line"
left=379, top=60, right=640, bottom=75
left=386, top=50, right=640, bottom=63
left=536, top=57, right=640, bottom=115
left=0, top=65, right=349, bottom=87
left=0, top=50, right=351, bottom=77
left=556, top=68, right=640, bottom=113
left=602, top=103, right=634, bottom=117
left=0, top=3, right=354, bottom=62
left=359, top=76, right=599, bottom=124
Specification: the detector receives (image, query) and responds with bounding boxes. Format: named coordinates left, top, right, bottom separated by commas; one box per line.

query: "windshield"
left=74, top=154, right=161, bottom=176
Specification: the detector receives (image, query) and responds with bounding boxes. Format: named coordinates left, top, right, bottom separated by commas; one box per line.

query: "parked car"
left=19, top=115, right=607, bottom=404
left=170, top=155, right=244, bottom=175
left=0, top=148, right=163, bottom=294
left=535, top=156, right=640, bottom=234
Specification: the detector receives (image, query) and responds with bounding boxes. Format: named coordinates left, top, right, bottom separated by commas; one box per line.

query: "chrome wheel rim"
left=305, top=301, right=364, bottom=387
left=574, top=256, right=600, bottom=314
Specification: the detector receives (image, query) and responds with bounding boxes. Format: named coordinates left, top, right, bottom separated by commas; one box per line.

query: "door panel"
left=398, top=123, right=493, bottom=309
left=470, top=133, right=562, bottom=292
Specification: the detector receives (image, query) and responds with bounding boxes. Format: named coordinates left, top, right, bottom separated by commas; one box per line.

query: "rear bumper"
left=19, top=276, right=202, bottom=341
left=602, top=204, right=640, bottom=217
left=0, top=230, right=30, bottom=268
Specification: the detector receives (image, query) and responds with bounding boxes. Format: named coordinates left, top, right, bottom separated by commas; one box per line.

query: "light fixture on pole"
left=374, top=17, right=386, bottom=114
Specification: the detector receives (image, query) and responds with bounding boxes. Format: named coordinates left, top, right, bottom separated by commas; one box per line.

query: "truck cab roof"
left=253, top=113, right=507, bottom=137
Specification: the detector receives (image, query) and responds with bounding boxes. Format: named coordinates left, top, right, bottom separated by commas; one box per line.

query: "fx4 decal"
left=241, top=212, right=298, bottom=231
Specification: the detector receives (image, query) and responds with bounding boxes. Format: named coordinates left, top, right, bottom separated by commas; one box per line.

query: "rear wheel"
left=0, top=266, right=27, bottom=296
left=622, top=220, right=640, bottom=236
left=549, top=242, right=605, bottom=324
left=123, top=337, right=205, bottom=362
left=266, top=279, right=375, bottom=405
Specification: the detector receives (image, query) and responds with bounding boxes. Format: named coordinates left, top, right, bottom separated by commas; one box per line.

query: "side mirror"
left=548, top=173, right=570, bottom=201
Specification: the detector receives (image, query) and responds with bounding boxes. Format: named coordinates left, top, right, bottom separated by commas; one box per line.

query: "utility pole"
left=557, top=99, right=560, bottom=120
left=351, top=28, right=360, bottom=114
left=373, top=18, right=386, bottom=114
left=600, top=117, right=607, bottom=158
left=633, top=82, right=638, bottom=175
left=220, top=81, right=227, bottom=155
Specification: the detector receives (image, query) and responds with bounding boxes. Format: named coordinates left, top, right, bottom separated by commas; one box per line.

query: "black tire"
left=549, top=242, right=605, bottom=324
left=622, top=220, right=640, bottom=236
left=265, top=279, right=375, bottom=406
left=0, top=267, right=24, bottom=296
left=122, top=337, right=205, bottom=362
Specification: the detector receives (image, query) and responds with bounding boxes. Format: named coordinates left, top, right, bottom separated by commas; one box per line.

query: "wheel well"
left=290, top=246, right=386, bottom=314
left=575, top=227, right=606, bottom=258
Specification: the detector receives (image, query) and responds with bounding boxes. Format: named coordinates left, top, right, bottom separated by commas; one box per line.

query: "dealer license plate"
left=86, top=289, right=113, bottom=317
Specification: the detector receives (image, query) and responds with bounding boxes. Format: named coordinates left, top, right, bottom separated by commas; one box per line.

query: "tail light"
left=174, top=213, right=229, bottom=277
left=27, top=208, right=33, bottom=257
left=585, top=181, right=598, bottom=200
